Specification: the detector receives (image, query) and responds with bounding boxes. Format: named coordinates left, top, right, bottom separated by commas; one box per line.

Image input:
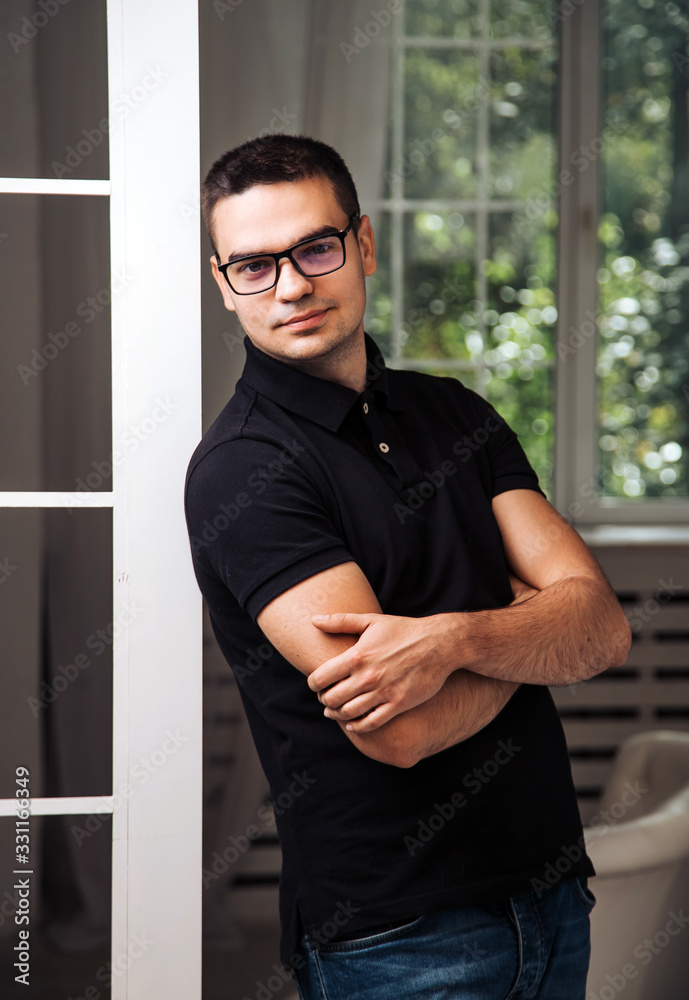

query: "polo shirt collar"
left=240, top=332, right=405, bottom=432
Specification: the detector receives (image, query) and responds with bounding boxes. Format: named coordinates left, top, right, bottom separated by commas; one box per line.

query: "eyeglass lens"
left=227, top=234, right=345, bottom=293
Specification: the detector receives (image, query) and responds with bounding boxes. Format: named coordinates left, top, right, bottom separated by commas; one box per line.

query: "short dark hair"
left=202, top=133, right=361, bottom=257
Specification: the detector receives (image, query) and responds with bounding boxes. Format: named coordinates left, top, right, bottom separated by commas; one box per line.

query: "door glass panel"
left=0, top=194, right=111, bottom=492
left=0, top=1, right=108, bottom=180
left=0, top=814, right=112, bottom=994
left=0, top=507, right=113, bottom=800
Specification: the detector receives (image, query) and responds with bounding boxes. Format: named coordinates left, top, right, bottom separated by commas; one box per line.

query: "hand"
left=307, top=612, right=453, bottom=733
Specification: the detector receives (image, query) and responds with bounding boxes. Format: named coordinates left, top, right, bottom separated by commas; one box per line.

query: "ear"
left=210, top=255, right=238, bottom=313
left=356, top=215, right=377, bottom=277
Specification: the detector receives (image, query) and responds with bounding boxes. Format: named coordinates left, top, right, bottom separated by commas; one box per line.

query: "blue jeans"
left=291, top=876, right=595, bottom=1000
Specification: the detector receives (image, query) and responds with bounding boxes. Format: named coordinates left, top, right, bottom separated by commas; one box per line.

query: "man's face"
left=210, top=176, right=376, bottom=367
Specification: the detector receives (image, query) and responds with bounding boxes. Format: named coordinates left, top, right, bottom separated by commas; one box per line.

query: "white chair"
left=584, top=730, right=689, bottom=1000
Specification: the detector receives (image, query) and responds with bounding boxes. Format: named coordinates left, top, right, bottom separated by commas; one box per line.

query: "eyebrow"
left=223, top=223, right=343, bottom=265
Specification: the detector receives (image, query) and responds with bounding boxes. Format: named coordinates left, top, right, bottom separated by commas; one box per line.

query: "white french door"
left=0, top=1, right=203, bottom=996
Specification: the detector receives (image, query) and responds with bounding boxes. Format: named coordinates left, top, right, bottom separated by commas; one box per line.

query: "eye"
left=299, top=239, right=338, bottom=260
left=235, top=258, right=271, bottom=277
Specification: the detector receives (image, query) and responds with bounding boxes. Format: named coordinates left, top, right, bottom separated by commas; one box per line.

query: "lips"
left=281, top=308, right=330, bottom=330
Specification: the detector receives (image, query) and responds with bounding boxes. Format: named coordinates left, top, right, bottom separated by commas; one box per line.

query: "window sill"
left=577, top=525, right=689, bottom=547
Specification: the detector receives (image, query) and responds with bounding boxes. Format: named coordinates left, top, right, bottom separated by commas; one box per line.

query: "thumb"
left=310, top=612, right=374, bottom=634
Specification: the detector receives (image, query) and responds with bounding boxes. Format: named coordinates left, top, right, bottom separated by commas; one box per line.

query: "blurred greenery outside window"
left=597, top=0, right=688, bottom=501
left=364, top=0, right=689, bottom=509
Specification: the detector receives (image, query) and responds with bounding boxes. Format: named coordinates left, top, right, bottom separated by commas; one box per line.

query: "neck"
left=288, top=330, right=368, bottom=393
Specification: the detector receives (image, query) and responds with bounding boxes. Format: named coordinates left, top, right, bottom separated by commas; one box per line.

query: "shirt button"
left=363, top=402, right=369, bottom=414
left=378, top=442, right=389, bottom=453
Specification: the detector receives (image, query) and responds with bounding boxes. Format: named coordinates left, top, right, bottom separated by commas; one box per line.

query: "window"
left=365, top=0, right=689, bottom=522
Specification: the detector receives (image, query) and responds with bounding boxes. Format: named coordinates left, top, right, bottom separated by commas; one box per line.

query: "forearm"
left=342, top=670, right=519, bottom=768
left=434, top=573, right=631, bottom=686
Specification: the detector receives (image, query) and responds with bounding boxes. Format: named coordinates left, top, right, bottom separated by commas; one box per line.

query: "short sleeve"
left=185, top=438, right=354, bottom=621
left=471, top=392, right=546, bottom=499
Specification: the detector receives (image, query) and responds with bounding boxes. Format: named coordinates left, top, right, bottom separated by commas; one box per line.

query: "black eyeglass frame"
left=216, top=213, right=360, bottom=295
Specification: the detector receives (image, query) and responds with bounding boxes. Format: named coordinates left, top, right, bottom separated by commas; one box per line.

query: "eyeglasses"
left=216, top=214, right=359, bottom=295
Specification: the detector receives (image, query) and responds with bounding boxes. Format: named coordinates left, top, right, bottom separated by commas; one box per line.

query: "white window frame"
left=0, top=1, right=203, bottom=996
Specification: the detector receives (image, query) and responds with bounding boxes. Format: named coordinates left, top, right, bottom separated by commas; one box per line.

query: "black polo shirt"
left=184, top=333, right=594, bottom=967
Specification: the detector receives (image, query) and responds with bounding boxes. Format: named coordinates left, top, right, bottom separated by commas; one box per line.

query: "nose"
left=274, top=258, right=314, bottom=300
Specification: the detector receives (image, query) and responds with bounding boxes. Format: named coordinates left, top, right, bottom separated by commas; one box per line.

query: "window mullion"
left=555, top=0, right=602, bottom=516
left=391, top=6, right=406, bottom=364
left=0, top=178, right=110, bottom=196
left=475, top=0, right=491, bottom=397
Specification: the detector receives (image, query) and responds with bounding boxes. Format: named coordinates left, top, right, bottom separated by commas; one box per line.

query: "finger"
left=310, top=613, right=374, bottom=633
left=307, top=648, right=355, bottom=692
left=323, top=691, right=381, bottom=720
left=320, top=676, right=379, bottom=709
left=344, top=704, right=395, bottom=733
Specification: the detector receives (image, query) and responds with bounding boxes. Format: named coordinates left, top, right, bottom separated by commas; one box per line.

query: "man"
left=185, top=133, right=631, bottom=999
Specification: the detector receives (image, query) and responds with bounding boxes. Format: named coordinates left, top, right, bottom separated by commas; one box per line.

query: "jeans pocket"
left=571, top=875, right=597, bottom=910
left=315, top=914, right=427, bottom=954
